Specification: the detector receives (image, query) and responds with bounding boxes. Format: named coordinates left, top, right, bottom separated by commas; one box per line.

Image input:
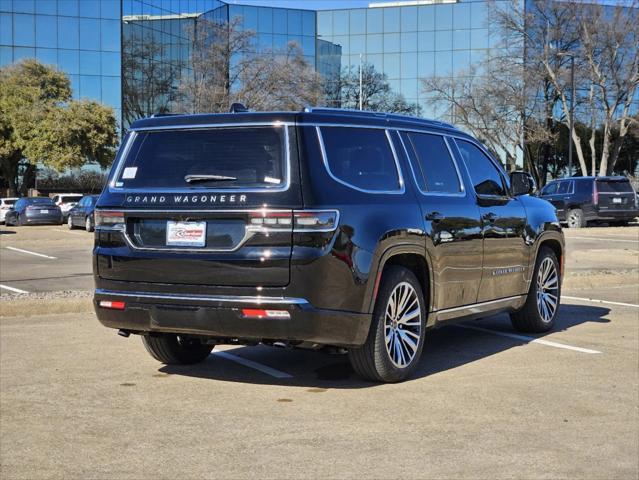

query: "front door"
left=452, top=139, right=530, bottom=303
left=396, top=131, right=483, bottom=311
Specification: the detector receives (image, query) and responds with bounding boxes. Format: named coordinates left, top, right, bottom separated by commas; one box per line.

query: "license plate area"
left=40, top=209, right=49, bottom=214
left=166, top=221, right=207, bottom=247
left=612, top=197, right=622, bottom=204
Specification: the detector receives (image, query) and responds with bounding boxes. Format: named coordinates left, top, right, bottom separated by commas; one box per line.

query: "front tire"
left=142, top=334, right=213, bottom=365
left=67, top=215, right=75, bottom=229
left=349, top=266, right=426, bottom=383
left=85, top=216, right=94, bottom=232
left=510, top=246, right=561, bottom=333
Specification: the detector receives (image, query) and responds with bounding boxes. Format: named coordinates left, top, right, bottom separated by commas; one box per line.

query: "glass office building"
left=1, top=0, right=507, bottom=128
left=0, top=0, right=122, bottom=124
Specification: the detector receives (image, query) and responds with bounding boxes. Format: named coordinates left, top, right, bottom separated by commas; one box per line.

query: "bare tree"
left=333, top=63, right=421, bottom=115
left=122, top=31, right=184, bottom=126
left=177, top=17, right=256, bottom=113
left=237, top=42, right=324, bottom=111
left=579, top=2, right=639, bottom=175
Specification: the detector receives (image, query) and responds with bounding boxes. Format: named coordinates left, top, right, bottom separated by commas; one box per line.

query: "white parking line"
left=568, top=237, right=638, bottom=244
left=5, top=246, right=57, bottom=259
left=0, top=284, right=29, bottom=294
left=563, top=295, right=639, bottom=309
left=212, top=351, right=293, bottom=379
left=456, top=324, right=602, bottom=354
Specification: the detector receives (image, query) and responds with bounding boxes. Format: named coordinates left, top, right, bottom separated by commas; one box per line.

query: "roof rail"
left=150, top=112, right=180, bottom=118
left=302, top=106, right=457, bottom=130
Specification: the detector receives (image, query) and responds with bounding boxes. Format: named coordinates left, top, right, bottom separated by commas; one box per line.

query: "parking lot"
left=1, top=224, right=638, bottom=479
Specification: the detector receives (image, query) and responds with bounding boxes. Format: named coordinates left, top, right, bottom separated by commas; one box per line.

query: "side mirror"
left=510, top=171, right=536, bottom=196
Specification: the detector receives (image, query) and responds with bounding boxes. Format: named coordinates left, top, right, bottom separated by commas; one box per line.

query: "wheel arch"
left=364, top=243, right=433, bottom=315
left=529, top=231, right=565, bottom=289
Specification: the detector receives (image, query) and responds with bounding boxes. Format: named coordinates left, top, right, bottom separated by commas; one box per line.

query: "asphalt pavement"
left=0, top=224, right=637, bottom=479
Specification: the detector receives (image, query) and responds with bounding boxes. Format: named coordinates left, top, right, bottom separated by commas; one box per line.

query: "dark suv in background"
left=93, top=108, right=564, bottom=382
left=540, top=176, right=638, bottom=228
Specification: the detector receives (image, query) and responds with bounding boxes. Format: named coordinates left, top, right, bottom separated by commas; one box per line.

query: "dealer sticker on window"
left=166, top=221, right=207, bottom=247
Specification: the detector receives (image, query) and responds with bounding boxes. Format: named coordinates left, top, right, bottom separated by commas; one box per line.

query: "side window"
left=557, top=181, right=572, bottom=194
left=319, top=127, right=401, bottom=192
left=404, top=132, right=461, bottom=194
left=541, top=183, right=558, bottom=196
left=79, top=198, right=88, bottom=207
left=455, top=140, right=507, bottom=197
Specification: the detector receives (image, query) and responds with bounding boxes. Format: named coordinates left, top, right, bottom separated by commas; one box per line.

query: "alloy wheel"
left=536, top=257, right=559, bottom=323
left=567, top=212, right=579, bottom=228
left=384, top=282, right=422, bottom=368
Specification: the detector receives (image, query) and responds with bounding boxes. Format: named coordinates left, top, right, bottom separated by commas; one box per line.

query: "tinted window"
left=541, top=183, right=558, bottom=196
left=320, top=127, right=400, bottom=192
left=118, top=127, right=286, bottom=189
left=26, top=198, right=55, bottom=205
left=455, top=140, right=506, bottom=196
left=405, top=132, right=461, bottom=193
left=2, top=199, right=16, bottom=206
left=597, top=180, right=633, bottom=193
left=557, top=181, right=572, bottom=194
left=576, top=180, right=592, bottom=194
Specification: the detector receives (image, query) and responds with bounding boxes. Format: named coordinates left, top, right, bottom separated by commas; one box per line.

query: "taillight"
left=99, top=300, right=126, bottom=310
left=241, top=308, right=290, bottom=319
left=593, top=182, right=599, bottom=205
left=95, top=210, right=125, bottom=228
left=248, top=210, right=339, bottom=232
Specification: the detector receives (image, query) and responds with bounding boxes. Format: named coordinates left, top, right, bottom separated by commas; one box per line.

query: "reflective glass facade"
left=317, top=1, right=498, bottom=120
left=0, top=0, right=122, bottom=124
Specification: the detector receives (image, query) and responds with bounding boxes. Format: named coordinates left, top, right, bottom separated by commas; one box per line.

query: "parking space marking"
left=563, top=295, right=639, bottom=309
left=568, top=237, right=638, bottom=244
left=5, top=246, right=57, bottom=259
left=0, top=284, right=29, bottom=294
left=212, top=351, right=293, bottom=379
left=456, top=324, right=602, bottom=354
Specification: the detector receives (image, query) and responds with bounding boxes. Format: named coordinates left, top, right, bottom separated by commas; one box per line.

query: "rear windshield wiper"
left=184, top=174, right=237, bottom=183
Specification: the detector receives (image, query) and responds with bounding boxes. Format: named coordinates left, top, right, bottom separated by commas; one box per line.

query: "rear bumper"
left=592, top=209, right=638, bottom=221
left=23, top=215, right=62, bottom=224
left=94, top=289, right=371, bottom=347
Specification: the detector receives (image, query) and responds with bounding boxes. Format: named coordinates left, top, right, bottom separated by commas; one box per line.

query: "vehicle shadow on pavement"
left=0, top=229, right=16, bottom=234
left=159, top=303, right=610, bottom=388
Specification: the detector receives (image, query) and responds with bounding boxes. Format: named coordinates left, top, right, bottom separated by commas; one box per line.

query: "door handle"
left=425, top=211, right=443, bottom=222
left=483, top=212, right=497, bottom=223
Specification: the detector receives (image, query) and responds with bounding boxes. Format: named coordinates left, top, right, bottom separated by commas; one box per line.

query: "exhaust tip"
left=118, top=329, right=131, bottom=338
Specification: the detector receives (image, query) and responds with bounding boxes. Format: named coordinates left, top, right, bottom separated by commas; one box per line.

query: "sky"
left=223, top=0, right=383, bottom=10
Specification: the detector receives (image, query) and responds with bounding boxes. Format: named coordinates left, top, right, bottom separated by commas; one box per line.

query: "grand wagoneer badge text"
left=124, top=194, right=248, bottom=206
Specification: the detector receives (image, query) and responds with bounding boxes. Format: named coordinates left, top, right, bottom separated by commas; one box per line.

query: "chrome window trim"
left=95, top=288, right=309, bottom=306
left=315, top=126, right=406, bottom=195
left=108, top=123, right=292, bottom=194
left=396, top=130, right=466, bottom=198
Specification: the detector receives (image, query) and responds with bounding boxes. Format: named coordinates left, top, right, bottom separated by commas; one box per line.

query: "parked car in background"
left=67, top=195, right=99, bottom=232
left=52, top=193, right=83, bottom=220
left=93, top=108, right=564, bottom=383
left=0, top=197, right=19, bottom=224
left=4, top=197, right=62, bottom=226
left=539, top=176, right=638, bottom=228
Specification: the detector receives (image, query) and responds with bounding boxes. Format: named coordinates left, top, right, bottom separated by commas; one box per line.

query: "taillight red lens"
left=248, top=210, right=339, bottom=232
left=241, top=308, right=290, bottom=319
left=95, top=210, right=125, bottom=227
left=99, top=300, right=126, bottom=310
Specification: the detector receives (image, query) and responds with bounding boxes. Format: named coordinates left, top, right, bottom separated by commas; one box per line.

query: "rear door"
left=95, top=124, right=301, bottom=287
left=398, top=130, right=483, bottom=310
left=596, top=178, right=636, bottom=214
left=554, top=180, right=574, bottom=221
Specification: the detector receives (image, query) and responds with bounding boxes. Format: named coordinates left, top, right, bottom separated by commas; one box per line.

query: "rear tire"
left=142, top=334, right=213, bottom=365
left=349, top=266, right=427, bottom=383
left=67, top=215, right=75, bottom=229
left=510, top=246, right=561, bottom=333
left=566, top=208, right=585, bottom=228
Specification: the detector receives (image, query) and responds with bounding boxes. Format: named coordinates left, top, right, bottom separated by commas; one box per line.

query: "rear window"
left=319, top=127, right=401, bottom=192
left=60, top=195, right=82, bottom=203
left=27, top=198, right=55, bottom=204
left=2, top=199, right=16, bottom=206
left=116, top=127, right=286, bottom=189
left=597, top=180, right=633, bottom=193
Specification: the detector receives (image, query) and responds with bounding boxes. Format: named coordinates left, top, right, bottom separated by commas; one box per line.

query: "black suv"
left=93, top=108, right=564, bottom=382
left=540, top=176, right=638, bottom=228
